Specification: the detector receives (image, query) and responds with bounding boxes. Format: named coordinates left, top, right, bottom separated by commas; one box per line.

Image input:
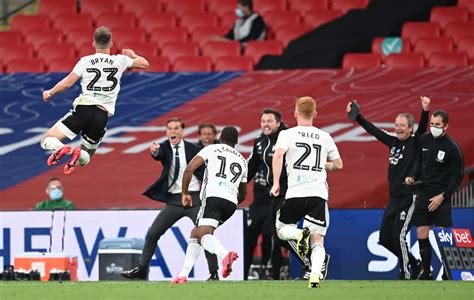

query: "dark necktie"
left=170, top=145, right=180, bottom=187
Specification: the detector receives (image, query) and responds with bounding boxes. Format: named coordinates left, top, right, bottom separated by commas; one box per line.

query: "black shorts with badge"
left=413, top=189, right=452, bottom=227
left=277, top=196, right=329, bottom=231
left=61, top=105, right=108, bottom=147
left=197, top=197, right=237, bottom=227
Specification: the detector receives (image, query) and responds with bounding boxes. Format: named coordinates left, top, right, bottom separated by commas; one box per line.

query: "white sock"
left=78, top=150, right=90, bottom=166
left=178, top=239, right=202, bottom=278
left=41, top=137, right=64, bottom=151
left=310, top=243, right=326, bottom=278
left=277, top=225, right=301, bottom=241
left=201, top=234, right=228, bottom=259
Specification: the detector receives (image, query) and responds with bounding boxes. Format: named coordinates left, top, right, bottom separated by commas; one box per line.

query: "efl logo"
left=452, top=229, right=474, bottom=248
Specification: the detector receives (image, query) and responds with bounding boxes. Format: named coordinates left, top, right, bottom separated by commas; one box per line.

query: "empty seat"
left=121, top=0, right=163, bottom=18
left=118, top=42, right=159, bottom=59
left=138, top=57, right=170, bottom=72
left=457, top=0, right=474, bottom=13
left=244, top=40, right=283, bottom=64
left=342, top=53, right=381, bottom=69
left=80, top=0, right=120, bottom=19
left=288, top=0, right=327, bottom=11
left=0, top=44, right=34, bottom=64
left=76, top=42, right=98, bottom=57
left=191, top=26, right=229, bottom=48
left=428, top=52, right=468, bottom=67
left=444, top=22, right=474, bottom=43
left=385, top=53, right=424, bottom=68
left=371, top=37, right=411, bottom=57
left=430, top=6, right=469, bottom=29
left=414, top=37, right=454, bottom=59
left=274, top=25, right=312, bottom=48
left=264, top=10, right=301, bottom=31
left=149, top=27, right=189, bottom=49
left=214, top=56, right=253, bottom=71
left=401, top=22, right=441, bottom=45
left=179, top=11, right=219, bottom=32
left=66, top=28, right=95, bottom=49
left=165, top=0, right=206, bottom=16
left=37, top=42, right=76, bottom=64
left=47, top=57, right=79, bottom=72
left=160, top=41, right=199, bottom=63
left=110, top=28, right=147, bottom=45
left=0, top=31, right=22, bottom=45
left=96, top=12, right=136, bottom=30
left=220, top=11, right=237, bottom=28
left=53, top=14, right=94, bottom=33
left=331, top=0, right=369, bottom=14
left=457, top=36, right=474, bottom=62
left=5, top=58, right=45, bottom=73
left=302, top=9, right=342, bottom=28
left=139, top=12, right=178, bottom=33
left=207, top=0, right=235, bottom=17
left=172, top=56, right=212, bottom=71
left=39, top=0, right=77, bottom=18
left=253, top=0, right=286, bottom=15
left=11, top=15, right=51, bottom=34
left=24, top=29, right=63, bottom=51
left=202, top=41, right=241, bottom=63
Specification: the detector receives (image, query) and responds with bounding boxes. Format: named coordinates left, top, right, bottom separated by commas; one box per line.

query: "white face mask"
left=430, top=126, right=444, bottom=138
left=235, top=8, right=245, bottom=18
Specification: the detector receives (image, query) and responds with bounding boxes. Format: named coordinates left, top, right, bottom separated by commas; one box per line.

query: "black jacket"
left=143, top=140, right=204, bottom=202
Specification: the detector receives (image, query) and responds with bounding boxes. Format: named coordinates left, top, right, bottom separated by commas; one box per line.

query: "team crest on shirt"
left=437, top=150, right=445, bottom=162
left=400, top=211, right=406, bottom=221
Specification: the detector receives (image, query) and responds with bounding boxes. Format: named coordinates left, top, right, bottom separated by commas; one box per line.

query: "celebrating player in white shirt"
left=172, top=126, right=248, bottom=284
left=40, top=26, right=149, bottom=174
left=271, top=96, right=343, bottom=288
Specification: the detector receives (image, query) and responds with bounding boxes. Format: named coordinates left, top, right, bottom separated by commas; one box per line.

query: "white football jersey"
left=197, top=144, right=248, bottom=205
left=275, top=126, right=340, bottom=200
left=72, top=53, right=133, bottom=116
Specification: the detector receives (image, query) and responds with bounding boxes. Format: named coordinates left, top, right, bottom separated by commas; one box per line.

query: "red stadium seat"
left=253, top=0, right=286, bottom=15
left=191, top=26, right=229, bottom=48
left=80, top=0, right=120, bottom=19
left=76, top=41, right=119, bottom=56
left=139, top=12, right=178, bottom=33
left=456, top=36, right=474, bottom=63
left=202, top=41, right=241, bottom=63
left=207, top=0, right=235, bottom=17
left=414, top=37, right=454, bottom=60
left=138, top=57, right=170, bottom=72
left=118, top=42, right=159, bottom=60
left=330, top=0, right=369, bottom=14
left=179, top=11, right=219, bottom=33
left=264, top=10, right=301, bottom=32
left=47, top=57, right=79, bottom=72
left=5, top=58, right=45, bottom=73
left=457, top=0, right=474, bottom=13
left=11, top=15, right=51, bottom=34
left=430, top=6, right=469, bottom=29
left=172, top=56, right=212, bottom=71
left=24, top=29, right=63, bottom=51
left=220, top=11, right=237, bottom=28
left=39, top=0, right=77, bottom=18
left=371, top=37, right=411, bottom=58
left=160, top=41, right=199, bottom=63
left=288, top=0, right=328, bottom=11
left=37, top=42, right=76, bottom=64
left=0, top=44, right=34, bottom=64
left=428, top=52, right=468, bottom=67
left=244, top=41, right=283, bottom=64
left=342, top=53, right=381, bottom=69
left=110, top=28, right=147, bottom=45
left=121, top=0, right=163, bottom=18
left=385, top=53, right=425, bottom=68
left=53, top=14, right=94, bottom=33
left=96, top=13, right=137, bottom=30
left=214, top=56, right=253, bottom=71
left=443, top=22, right=474, bottom=43
left=66, top=28, right=95, bottom=49
left=0, top=31, right=22, bottom=45
left=149, top=27, right=189, bottom=49
left=401, top=22, right=441, bottom=45
left=302, top=9, right=342, bottom=28
left=165, top=0, right=206, bottom=17
left=274, top=25, right=312, bottom=48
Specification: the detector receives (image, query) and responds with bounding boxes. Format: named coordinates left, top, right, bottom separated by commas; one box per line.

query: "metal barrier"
left=452, top=180, right=474, bottom=208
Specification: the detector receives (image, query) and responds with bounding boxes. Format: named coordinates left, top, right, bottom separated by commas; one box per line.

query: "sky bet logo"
left=437, top=229, right=454, bottom=246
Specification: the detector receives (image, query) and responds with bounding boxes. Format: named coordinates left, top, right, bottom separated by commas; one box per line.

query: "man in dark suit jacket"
left=121, top=117, right=219, bottom=280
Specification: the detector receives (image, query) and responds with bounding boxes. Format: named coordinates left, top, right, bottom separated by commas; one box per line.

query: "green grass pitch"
left=1, top=280, right=473, bottom=300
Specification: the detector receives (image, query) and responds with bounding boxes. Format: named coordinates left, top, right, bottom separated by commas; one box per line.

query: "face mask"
left=49, top=188, right=63, bottom=201
left=235, top=8, right=245, bottom=18
left=430, top=126, right=444, bottom=138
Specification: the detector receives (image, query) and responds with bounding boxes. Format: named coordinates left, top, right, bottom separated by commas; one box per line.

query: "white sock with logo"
left=201, top=234, right=228, bottom=259
left=41, top=137, right=64, bottom=151
left=78, top=150, right=90, bottom=166
left=310, top=243, right=325, bottom=279
left=178, top=239, right=202, bottom=278
left=277, top=225, right=301, bottom=241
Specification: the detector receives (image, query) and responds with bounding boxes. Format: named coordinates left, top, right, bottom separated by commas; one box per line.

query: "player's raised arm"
left=42, top=72, right=81, bottom=101
left=122, top=49, right=149, bottom=69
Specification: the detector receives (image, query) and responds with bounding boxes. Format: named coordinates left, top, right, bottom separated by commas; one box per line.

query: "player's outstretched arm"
left=181, top=155, right=205, bottom=207
left=42, top=72, right=80, bottom=101
left=122, top=49, right=149, bottom=69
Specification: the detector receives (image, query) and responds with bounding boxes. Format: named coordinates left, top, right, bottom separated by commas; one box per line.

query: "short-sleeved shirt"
left=72, top=53, right=133, bottom=116
left=275, top=126, right=340, bottom=200
left=197, top=144, right=248, bottom=205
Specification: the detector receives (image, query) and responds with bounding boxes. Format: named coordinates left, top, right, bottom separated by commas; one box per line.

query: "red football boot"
left=63, top=147, right=81, bottom=175
left=47, top=145, right=71, bottom=166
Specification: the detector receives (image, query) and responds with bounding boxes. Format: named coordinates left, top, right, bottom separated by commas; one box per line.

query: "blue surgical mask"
left=49, top=188, right=63, bottom=201
left=235, top=8, right=245, bottom=18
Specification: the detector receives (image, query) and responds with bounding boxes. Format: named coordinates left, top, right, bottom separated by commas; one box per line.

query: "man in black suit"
left=121, top=117, right=219, bottom=280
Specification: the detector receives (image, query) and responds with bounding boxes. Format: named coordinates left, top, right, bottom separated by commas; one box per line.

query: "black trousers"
left=139, top=192, right=218, bottom=274
left=379, top=194, right=417, bottom=279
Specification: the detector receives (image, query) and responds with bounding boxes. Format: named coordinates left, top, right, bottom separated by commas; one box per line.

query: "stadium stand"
left=302, top=9, right=343, bottom=28
left=191, top=26, right=229, bottom=48
left=330, top=0, right=369, bottom=14
left=172, top=56, right=213, bottom=72
left=120, top=0, right=163, bottom=18
left=160, top=41, right=199, bottom=64
left=202, top=41, right=241, bottom=63
left=5, top=58, right=45, bottom=73
left=80, top=0, right=120, bottom=19
left=244, top=41, right=283, bottom=64
left=288, top=0, right=328, bottom=11
left=179, top=11, right=220, bottom=32
left=165, top=0, right=206, bottom=16
left=47, top=57, right=78, bottom=72
left=428, top=51, right=468, bottom=67
left=401, top=22, right=441, bottom=45
left=11, top=15, right=50, bottom=34
left=430, top=6, right=470, bottom=28
left=38, top=0, right=77, bottom=18
left=139, top=12, right=178, bottom=33
left=342, top=53, right=381, bottom=69
left=214, top=56, right=254, bottom=71
left=413, top=37, right=454, bottom=60
left=52, top=14, right=94, bottom=33
left=149, top=27, right=189, bottom=49
left=384, top=53, right=425, bottom=68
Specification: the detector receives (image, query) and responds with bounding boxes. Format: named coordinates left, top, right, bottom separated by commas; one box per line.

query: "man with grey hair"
left=346, top=96, right=430, bottom=279
left=40, top=26, right=149, bottom=174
